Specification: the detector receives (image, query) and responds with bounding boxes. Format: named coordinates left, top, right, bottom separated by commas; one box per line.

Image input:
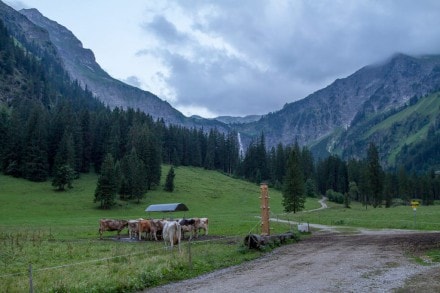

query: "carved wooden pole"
left=260, top=183, right=270, bottom=236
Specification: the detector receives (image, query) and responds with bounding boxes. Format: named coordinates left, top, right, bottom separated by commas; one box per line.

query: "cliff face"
left=19, top=8, right=185, bottom=124
left=15, top=6, right=228, bottom=131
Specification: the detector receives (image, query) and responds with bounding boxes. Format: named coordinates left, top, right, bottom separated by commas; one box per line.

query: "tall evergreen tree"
left=79, top=109, right=92, bottom=172
left=2, top=106, right=25, bottom=177
left=398, top=166, right=410, bottom=202
left=119, top=148, right=147, bottom=202
left=54, top=131, right=76, bottom=173
left=22, top=103, right=49, bottom=181
left=367, top=143, right=383, bottom=208
left=164, top=166, right=176, bottom=192
left=282, top=148, right=305, bottom=213
left=94, top=153, right=119, bottom=209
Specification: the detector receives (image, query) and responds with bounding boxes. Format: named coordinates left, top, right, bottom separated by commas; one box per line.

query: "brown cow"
left=99, top=219, right=128, bottom=239
left=138, top=219, right=160, bottom=241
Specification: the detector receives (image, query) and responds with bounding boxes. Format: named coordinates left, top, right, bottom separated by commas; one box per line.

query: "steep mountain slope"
left=17, top=8, right=180, bottom=124
left=335, top=91, right=440, bottom=170
left=236, top=54, right=440, bottom=153
left=0, top=1, right=57, bottom=56
left=8, top=5, right=227, bottom=131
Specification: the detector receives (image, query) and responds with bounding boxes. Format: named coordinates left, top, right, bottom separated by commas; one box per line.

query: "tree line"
left=239, top=135, right=440, bottom=212
left=1, top=19, right=439, bottom=210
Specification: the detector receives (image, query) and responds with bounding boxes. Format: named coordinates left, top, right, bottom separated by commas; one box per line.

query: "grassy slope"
left=0, top=166, right=287, bottom=237
left=363, top=92, right=440, bottom=165
left=2, top=166, right=439, bottom=292
left=0, top=166, right=293, bottom=292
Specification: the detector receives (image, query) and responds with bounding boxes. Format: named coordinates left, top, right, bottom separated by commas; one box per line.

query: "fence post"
left=188, top=238, right=193, bottom=270
left=29, top=264, right=33, bottom=293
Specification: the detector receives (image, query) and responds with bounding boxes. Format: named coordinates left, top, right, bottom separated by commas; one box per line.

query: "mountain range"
left=1, top=1, right=439, bottom=171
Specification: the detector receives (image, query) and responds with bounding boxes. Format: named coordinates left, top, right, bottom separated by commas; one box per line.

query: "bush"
left=326, top=189, right=344, bottom=204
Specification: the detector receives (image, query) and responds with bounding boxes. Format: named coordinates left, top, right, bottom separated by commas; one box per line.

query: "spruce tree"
left=164, top=166, right=176, bottom=192
left=23, top=104, right=49, bottom=182
left=282, top=148, right=305, bottom=213
left=94, top=153, right=118, bottom=209
left=119, top=148, right=147, bottom=202
left=52, top=164, right=75, bottom=191
left=367, top=143, right=383, bottom=208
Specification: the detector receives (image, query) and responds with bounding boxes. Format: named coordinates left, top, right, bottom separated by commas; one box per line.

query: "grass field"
left=284, top=200, right=440, bottom=231
left=1, top=166, right=440, bottom=292
left=0, top=166, right=292, bottom=292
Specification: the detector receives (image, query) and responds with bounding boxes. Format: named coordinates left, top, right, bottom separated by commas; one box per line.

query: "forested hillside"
left=0, top=19, right=241, bottom=185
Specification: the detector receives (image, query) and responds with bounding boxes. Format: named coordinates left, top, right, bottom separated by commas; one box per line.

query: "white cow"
left=162, top=220, right=182, bottom=252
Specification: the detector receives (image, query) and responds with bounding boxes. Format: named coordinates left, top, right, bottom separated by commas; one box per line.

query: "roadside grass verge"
left=283, top=200, right=440, bottom=231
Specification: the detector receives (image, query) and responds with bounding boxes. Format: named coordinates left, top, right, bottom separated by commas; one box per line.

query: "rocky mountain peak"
left=236, top=53, right=440, bottom=149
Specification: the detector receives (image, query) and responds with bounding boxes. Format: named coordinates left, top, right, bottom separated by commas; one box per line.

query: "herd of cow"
left=98, top=217, right=209, bottom=251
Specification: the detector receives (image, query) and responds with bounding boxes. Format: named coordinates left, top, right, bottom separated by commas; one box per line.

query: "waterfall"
left=237, top=132, right=244, bottom=158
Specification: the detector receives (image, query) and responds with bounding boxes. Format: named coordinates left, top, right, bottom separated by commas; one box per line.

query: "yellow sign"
left=411, top=200, right=420, bottom=209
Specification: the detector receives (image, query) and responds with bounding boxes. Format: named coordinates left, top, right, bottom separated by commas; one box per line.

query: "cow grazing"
left=128, top=219, right=143, bottom=239
left=195, top=217, right=209, bottom=236
left=179, top=218, right=197, bottom=239
left=138, top=219, right=156, bottom=241
left=162, top=220, right=181, bottom=252
left=151, top=219, right=164, bottom=240
left=99, top=219, right=128, bottom=239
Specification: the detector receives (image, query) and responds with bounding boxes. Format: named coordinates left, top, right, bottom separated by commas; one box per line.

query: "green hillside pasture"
left=364, top=92, right=440, bottom=138
left=285, top=201, right=440, bottom=231
left=0, top=166, right=294, bottom=292
left=362, top=92, right=440, bottom=165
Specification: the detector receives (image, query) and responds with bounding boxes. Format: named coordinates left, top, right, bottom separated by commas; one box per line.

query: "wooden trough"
left=244, top=232, right=296, bottom=249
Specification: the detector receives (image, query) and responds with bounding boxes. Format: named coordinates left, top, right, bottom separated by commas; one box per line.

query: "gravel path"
left=145, top=198, right=440, bottom=292
left=145, top=230, right=440, bottom=293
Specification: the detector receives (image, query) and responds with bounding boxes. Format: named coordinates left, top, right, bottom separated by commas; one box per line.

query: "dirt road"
left=146, top=231, right=440, bottom=293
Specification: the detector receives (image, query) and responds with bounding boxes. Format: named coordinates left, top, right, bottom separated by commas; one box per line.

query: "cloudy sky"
left=5, top=0, right=440, bottom=118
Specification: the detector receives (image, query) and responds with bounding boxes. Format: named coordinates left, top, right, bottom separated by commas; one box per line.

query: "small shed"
left=145, top=203, right=189, bottom=212
left=145, top=203, right=189, bottom=219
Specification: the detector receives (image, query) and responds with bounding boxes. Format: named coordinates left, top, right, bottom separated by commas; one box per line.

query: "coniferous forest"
left=1, top=19, right=439, bottom=209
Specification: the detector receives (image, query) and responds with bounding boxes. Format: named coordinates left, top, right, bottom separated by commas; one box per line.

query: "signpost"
left=260, top=183, right=270, bottom=236
left=411, top=200, right=419, bottom=227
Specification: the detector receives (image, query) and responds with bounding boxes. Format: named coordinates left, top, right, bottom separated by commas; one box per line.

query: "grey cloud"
left=142, top=0, right=440, bottom=117
left=123, top=75, right=142, bottom=88
left=144, top=15, right=189, bottom=45
left=4, top=0, right=28, bottom=10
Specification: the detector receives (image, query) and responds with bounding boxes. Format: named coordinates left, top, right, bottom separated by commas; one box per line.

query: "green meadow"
left=0, top=166, right=290, bottom=292
left=285, top=200, right=440, bottom=231
left=1, top=165, right=440, bottom=292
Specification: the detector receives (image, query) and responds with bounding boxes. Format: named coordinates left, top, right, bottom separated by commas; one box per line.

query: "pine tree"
left=94, top=153, right=118, bottom=209
left=367, top=143, right=383, bottom=208
left=119, top=148, right=147, bottom=202
left=282, top=148, right=305, bottom=213
left=54, top=131, right=76, bottom=172
left=22, top=103, right=49, bottom=182
left=52, top=164, right=75, bottom=191
left=164, top=166, right=176, bottom=192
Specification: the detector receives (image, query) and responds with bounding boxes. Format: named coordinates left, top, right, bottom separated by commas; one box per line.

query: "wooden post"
left=260, top=183, right=270, bottom=236
left=188, top=238, right=193, bottom=270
